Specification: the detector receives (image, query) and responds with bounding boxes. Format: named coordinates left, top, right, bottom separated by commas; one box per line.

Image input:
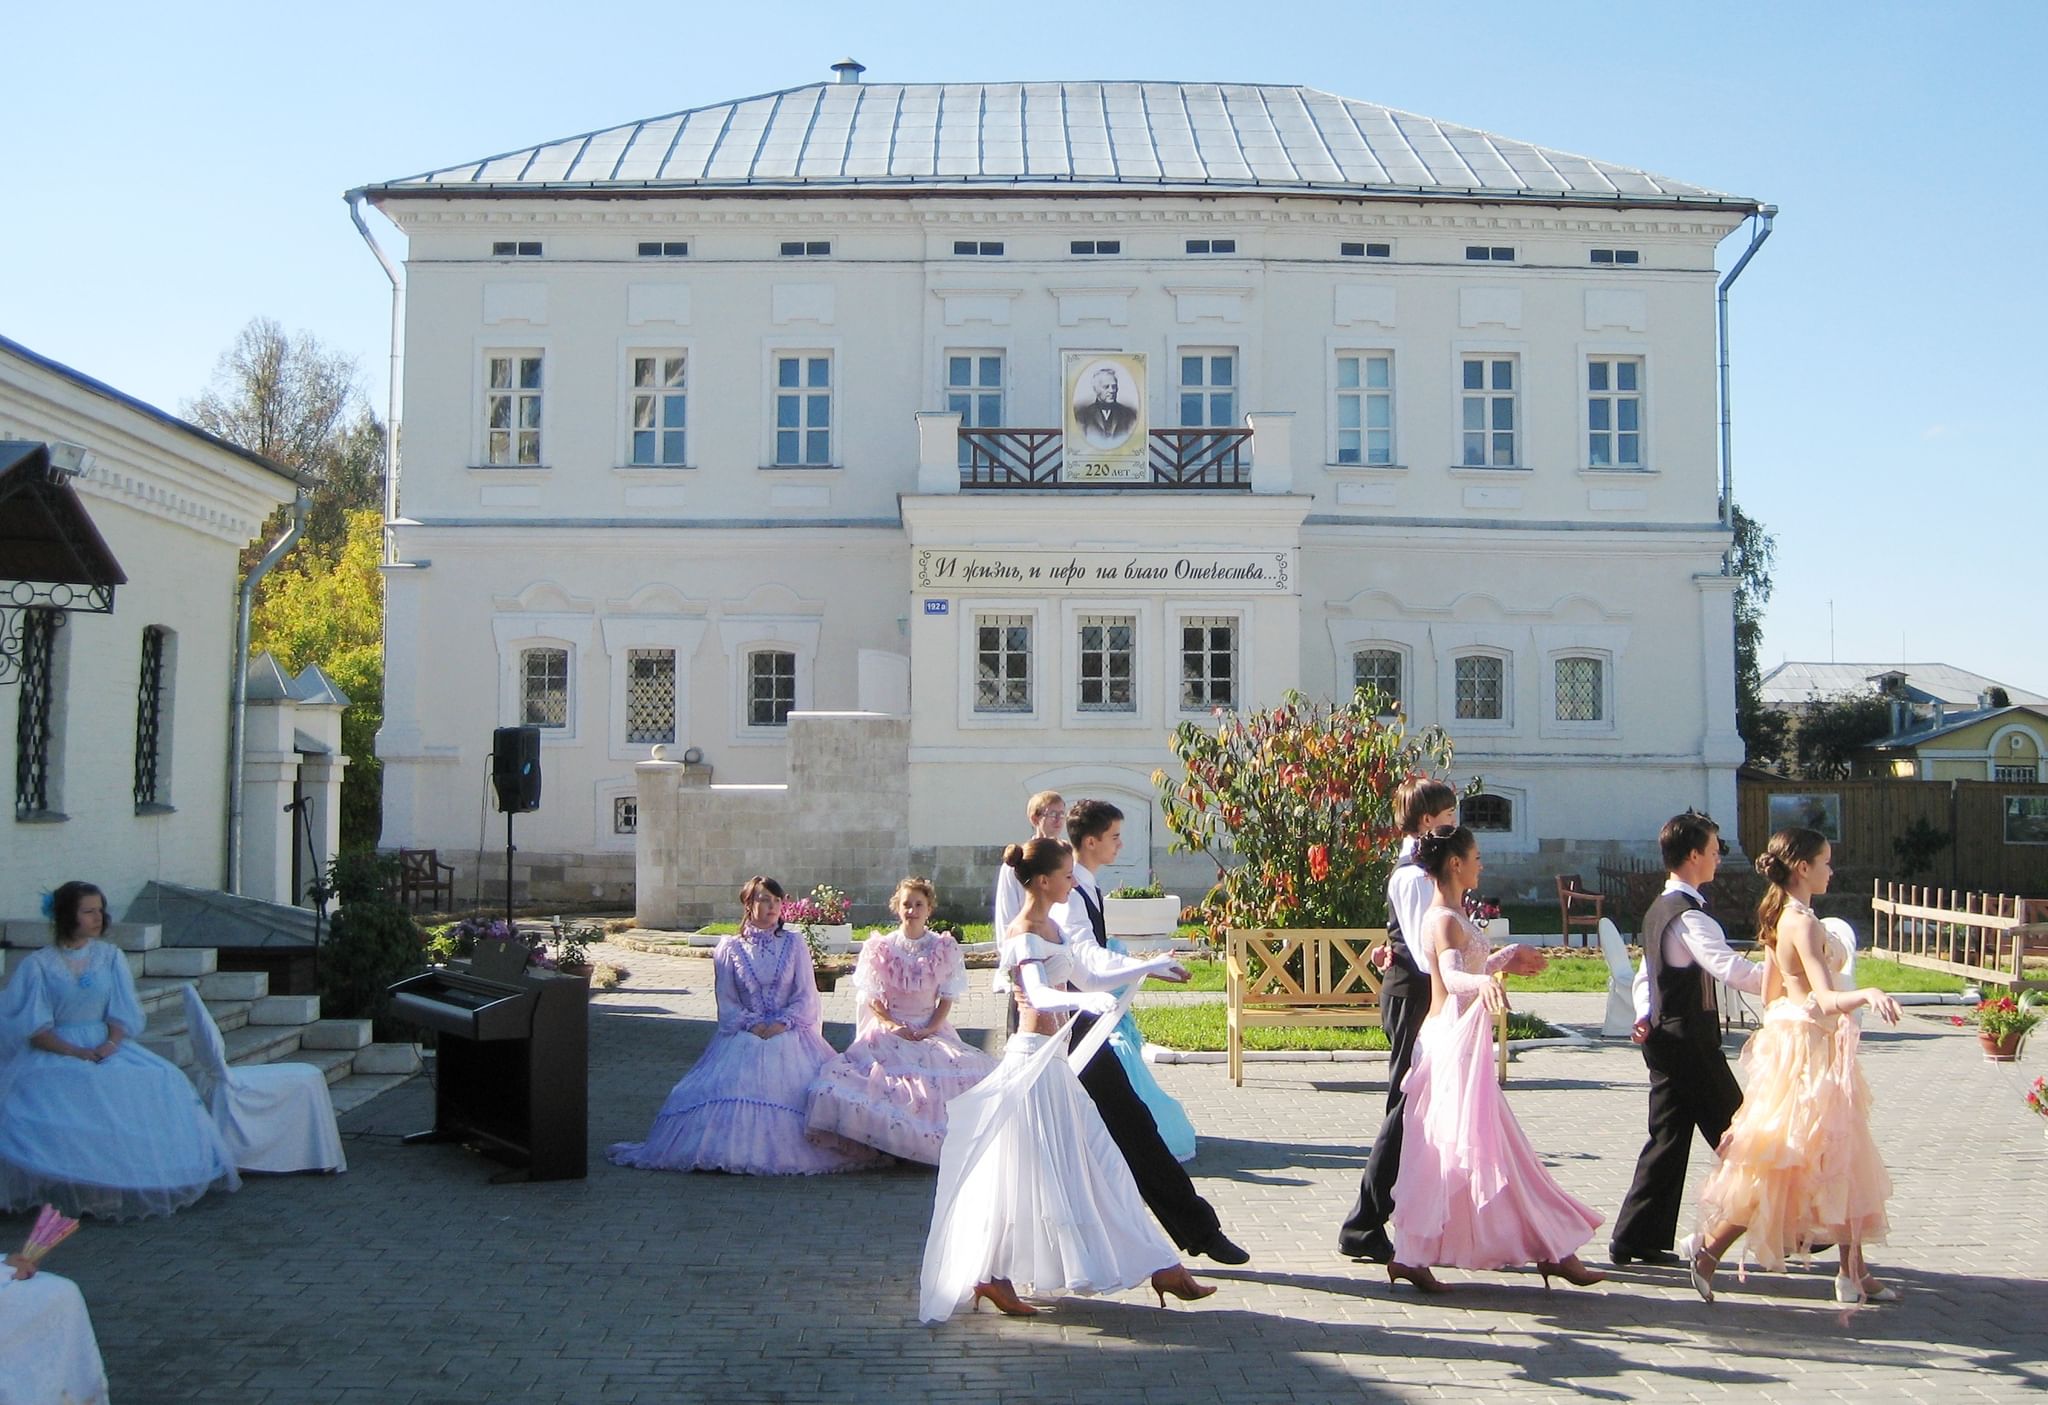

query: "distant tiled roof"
left=363, top=80, right=1757, bottom=209
left=1760, top=661, right=2046, bottom=709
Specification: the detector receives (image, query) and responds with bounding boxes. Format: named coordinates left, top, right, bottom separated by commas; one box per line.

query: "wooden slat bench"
left=1224, top=927, right=1509, bottom=1088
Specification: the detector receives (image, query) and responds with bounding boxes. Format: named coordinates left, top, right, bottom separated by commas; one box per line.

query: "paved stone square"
left=15, top=941, right=2046, bottom=1404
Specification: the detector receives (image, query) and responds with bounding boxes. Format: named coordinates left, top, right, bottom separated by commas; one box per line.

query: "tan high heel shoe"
left=1386, top=1261, right=1451, bottom=1294
left=971, top=1279, right=1039, bottom=1317
left=1150, top=1265, right=1217, bottom=1307
left=1536, top=1256, right=1606, bottom=1289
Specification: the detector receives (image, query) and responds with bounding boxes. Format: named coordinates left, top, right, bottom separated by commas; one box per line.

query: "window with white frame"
left=1460, top=356, right=1517, bottom=467
left=773, top=354, right=832, bottom=466
left=1554, top=655, right=1605, bottom=722
left=1353, top=648, right=1402, bottom=711
left=747, top=649, right=797, bottom=727
left=1179, top=351, right=1236, bottom=427
left=521, top=647, right=569, bottom=728
left=1587, top=357, right=1642, bottom=468
left=1336, top=352, right=1393, bottom=465
left=1077, top=615, right=1137, bottom=713
left=974, top=613, right=1032, bottom=714
left=625, top=649, right=676, bottom=744
left=1453, top=654, right=1505, bottom=721
left=613, top=796, right=639, bottom=834
left=485, top=352, right=544, bottom=465
left=1463, top=793, right=1513, bottom=831
left=629, top=353, right=688, bottom=466
left=948, top=353, right=1004, bottom=467
left=1179, top=616, right=1237, bottom=711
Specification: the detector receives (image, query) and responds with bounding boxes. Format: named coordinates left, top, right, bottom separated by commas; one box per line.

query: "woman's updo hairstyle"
left=1415, top=825, right=1476, bottom=879
left=1753, top=826, right=1828, bottom=946
left=51, top=880, right=105, bottom=942
left=1003, top=837, right=1071, bottom=884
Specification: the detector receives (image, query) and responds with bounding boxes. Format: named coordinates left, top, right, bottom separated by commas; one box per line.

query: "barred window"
left=747, top=650, right=796, bottom=728
left=1994, top=764, right=2037, bottom=784
left=1464, top=794, right=1513, bottom=831
left=1353, top=648, right=1402, bottom=712
left=626, top=649, right=676, bottom=744
left=14, top=609, right=60, bottom=817
left=1077, top=615, right=1136, bottom=713
left=134, top=625, right=167, bottom=808
left=974, top=614, right=1031, bottom=714
left=1554, top=656, right=1605, bottom=722
left=613, top=796, right=639, bottom=834
left=1454, top=655, right=1505, bottom=721
left=1179, top=616, right=1237, bottom=710
left=521, top=647, right=569, bottom=728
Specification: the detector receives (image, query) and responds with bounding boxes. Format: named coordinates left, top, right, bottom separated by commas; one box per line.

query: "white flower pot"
left=809, top=923, right=855, bottom=953
left=1104, top=896, right=1181, bottom=939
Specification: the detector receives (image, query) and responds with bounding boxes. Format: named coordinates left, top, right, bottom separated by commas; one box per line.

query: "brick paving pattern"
left=14, top=940, right=2045, bottom=1403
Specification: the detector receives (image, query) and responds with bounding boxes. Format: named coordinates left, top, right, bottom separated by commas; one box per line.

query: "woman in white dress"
left=0, top=1252, right=109, bottom=1405
left=0, top=882, right=239, bottom=1220
left=918, top=838, right=1216, bottom=1321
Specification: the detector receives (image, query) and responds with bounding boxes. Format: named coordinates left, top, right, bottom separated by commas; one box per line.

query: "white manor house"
left=355, top=66, right=1769, bottom=921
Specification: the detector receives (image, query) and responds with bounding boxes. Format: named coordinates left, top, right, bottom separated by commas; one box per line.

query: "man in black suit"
left=1074, top=367, right=1138, bottom=447
left=1609, top=810, right=1765, bottom=1266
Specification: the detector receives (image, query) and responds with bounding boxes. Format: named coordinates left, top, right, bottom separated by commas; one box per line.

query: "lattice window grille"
left=1353, top=649, right=1402, bottom=711
left=1454, top=655, right=1504, bottom=721
left=613, top=796, right=638, bottom=834
left=1464, top=794, right=1513, bottom=831
left=1077, top=615, right=1136, bottom=712
left=14, top=609, right=60, bottom=816
left=522, top=647, right=569, bottom=728
left=625, top=649, right=676, bottom=744
left=974, top=614, right=1031, bottom=713
left=1994, top=765, right=2037, bottom=784
left=748, top=650, right=796, bottom=727
left=134, top=625, right=166, bottom=807
left=1555, top=656, right=1604, bottom=722
left=1179, top=616, right=1236, bottom=710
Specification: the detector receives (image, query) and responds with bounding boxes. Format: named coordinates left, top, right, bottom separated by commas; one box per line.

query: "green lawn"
left=1133, top=1002, right=1556, bottom=1052
left=1852, top=955, right=1966, bottom=993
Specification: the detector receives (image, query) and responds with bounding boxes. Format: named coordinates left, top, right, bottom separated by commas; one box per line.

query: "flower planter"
left=1104, top=896, right=1182, bottom=939
left=557, top=961, right=594, bottom=979
left=1979, top=1031, right=2026, bottom=1063
left=807, top=923, right=855, bottom=953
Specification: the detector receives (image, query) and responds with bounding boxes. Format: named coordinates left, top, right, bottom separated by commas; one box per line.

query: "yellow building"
left=1858, top=703, right=2047, bottom=783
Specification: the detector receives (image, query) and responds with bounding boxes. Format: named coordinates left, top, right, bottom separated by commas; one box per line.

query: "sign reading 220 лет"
left=915, top=550, right=1293, bottom=593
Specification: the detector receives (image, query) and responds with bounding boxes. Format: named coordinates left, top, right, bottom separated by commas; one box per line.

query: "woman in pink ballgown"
left=805, top=877, right=998, bottom=1163
left=1686, top=828, right=1901, bottom=1305
left=608, top=876, right=881, bottom=1177
left=1388, top=826, right=1606, bottom=1292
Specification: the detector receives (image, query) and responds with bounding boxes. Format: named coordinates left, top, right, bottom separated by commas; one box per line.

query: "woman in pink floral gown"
left=807, top=878, right=998, bottom=1163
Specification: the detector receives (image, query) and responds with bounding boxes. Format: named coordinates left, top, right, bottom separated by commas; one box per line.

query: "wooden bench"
left=1224, top=927, right=1509, bottom=1088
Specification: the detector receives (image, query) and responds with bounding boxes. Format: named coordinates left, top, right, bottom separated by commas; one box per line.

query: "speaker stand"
left=504, top=810, right=517, bottom=932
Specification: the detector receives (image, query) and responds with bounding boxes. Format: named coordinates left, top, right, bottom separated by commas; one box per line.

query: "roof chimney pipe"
left=832, top=58, right=865, bottom=84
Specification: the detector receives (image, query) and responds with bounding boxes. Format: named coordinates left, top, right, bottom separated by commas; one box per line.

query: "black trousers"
left=1336, top=955, right=1430, bottom=1257
left=1610, top=1015, right=1744, bottom=1254
left=1069, top=1012, right=1222, bottom=1253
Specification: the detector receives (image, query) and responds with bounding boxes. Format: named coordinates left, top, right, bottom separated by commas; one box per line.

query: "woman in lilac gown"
left=0, top=881, right=239, bottom=1220
left=1388, top=828, right=1605, bottom=1292
left=805, top=877, right=998, bottom=1163
left=609, top=877, right=880, bottom=1176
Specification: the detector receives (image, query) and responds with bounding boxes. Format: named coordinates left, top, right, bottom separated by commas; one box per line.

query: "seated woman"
left=1, top=1250, right=110, bottom=1405
left=0, top=882, right=240, bottom=1220
left=805, top=877, right=999, bottom=1164
left=609, top=876, right=881, bottom=1176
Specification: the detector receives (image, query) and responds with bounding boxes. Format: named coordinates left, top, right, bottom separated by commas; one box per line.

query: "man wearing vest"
left=1608, top=810, right=1766, bottom=1266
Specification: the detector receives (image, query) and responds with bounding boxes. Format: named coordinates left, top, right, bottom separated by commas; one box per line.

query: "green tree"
left=1729, top=503, right=1789, bottom=767
left=1792, top=693, right=1895, bottom=779
left=248, top=509, right=385, bottom=847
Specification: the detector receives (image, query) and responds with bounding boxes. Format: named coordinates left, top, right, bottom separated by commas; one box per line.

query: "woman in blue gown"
left=0, top=882, right=239, bottom=1220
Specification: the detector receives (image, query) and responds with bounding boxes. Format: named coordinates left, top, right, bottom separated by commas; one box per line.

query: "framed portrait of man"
left=1063, top=352, right=1147, bottom=482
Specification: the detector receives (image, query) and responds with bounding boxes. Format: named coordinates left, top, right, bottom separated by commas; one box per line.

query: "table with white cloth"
left=0, top=1270, right=110, bottom=1405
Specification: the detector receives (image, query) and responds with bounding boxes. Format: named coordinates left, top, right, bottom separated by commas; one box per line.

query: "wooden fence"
left=1738, top=777, right=2048, bottom=895
left=1868, top=881, right=2047, bottom=991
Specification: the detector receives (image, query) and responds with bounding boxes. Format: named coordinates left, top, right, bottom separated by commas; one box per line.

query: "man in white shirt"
left=992, top=791, right=1066, bottom=1032
left=1609, top=810, right=1766, bottom=1266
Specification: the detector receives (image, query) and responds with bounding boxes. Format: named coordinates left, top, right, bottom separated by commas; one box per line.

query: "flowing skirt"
left=919, top=1028, right=1178, bottom=1322
left=609, top=1026, right=882, bottom=1177
left=1390, top=996, right=1602, bottom=1269
left=805, top=1025, right=999, bottom=1164
left=1697, top=1000, right=1891, bottom=1270
left=0, top=1273, right=109, bottom=1405
left=0, top=1022, right=240, bottom=1221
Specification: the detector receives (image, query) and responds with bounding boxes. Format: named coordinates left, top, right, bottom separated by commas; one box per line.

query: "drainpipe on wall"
left=1717, top=204, right=1777, bottom=551
left=226, top=493, right=308, bottom=893
left=346, top=190, right=403, bottom=563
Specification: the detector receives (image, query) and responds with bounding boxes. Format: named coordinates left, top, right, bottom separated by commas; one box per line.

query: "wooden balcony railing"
left=959, top=427, right=1253, bottom=488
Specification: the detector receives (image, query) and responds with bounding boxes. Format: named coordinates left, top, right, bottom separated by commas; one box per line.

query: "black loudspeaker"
left=492, top=725, right=542, bottom=813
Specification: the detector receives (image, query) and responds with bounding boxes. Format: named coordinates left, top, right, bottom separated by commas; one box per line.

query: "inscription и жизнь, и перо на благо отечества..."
left=914, top=550, right=1292, bottom=592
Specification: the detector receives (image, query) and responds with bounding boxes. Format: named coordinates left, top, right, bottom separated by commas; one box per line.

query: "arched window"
left=520, top=647, right=570, bottom=728
left=1353, top=648, right=1402, bottom=711
left=1463, top=793, right=1513, bottom=832
left=1554, top=655, right=1605, bottom=722
left=1453, top=653, right=1506, bottom=721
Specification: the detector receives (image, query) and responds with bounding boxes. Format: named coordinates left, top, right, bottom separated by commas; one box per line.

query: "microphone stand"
left=284, top=796, right=331, bottom=989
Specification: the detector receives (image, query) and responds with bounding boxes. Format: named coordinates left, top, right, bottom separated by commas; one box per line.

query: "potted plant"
left=548, top=915, right=600, bottom=978
left=1952, top=992, right=2042, bottom=1062
left=786, top=884, right=854, bottom=991
left=2026, top=1076, right=2048, bottom=1142
left=1104, top=879, right=1182, bottom=945
left=1463, top=892, right=1507, bottom=940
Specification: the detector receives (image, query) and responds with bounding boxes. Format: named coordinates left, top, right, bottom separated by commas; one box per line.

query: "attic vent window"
left=952, top=240, right=1004, bottom=256
left=1341, top=241, right=1392, bottom=258
left=1186, top=238, right=1237, bottom=255
left=780, top=240, right=831, bottom=257
left=638, top=241, right=690, bottom=257
left=493, top=241, right=543, bottom=257
left=1590, top=248, right=1640, bottom=265
left=1070, top=239, right=1122, bottom=255
left=1466, top=245, right=1514, bottom=262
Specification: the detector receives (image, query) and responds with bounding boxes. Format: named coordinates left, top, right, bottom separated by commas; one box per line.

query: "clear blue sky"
left=6, top=1, right=2043, bottom=693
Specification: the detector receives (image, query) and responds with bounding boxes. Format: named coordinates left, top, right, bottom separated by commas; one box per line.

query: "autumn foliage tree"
left=1155, top=689, right=1460, bottom=930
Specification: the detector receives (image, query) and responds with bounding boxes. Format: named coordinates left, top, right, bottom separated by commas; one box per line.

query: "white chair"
left=181, top=985, right=346, bottom=1174
left=1597, top=917, right=1638, bottom=1038
left=1822, top=916, right=1863, bottom=1026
